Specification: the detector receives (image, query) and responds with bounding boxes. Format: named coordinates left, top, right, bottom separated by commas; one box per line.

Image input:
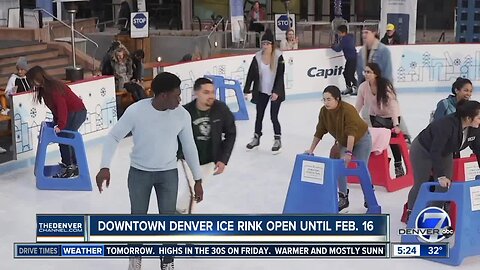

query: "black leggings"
left=255, top=93, right=282, bottom=136
left=370, top=115, right=402, bottom=163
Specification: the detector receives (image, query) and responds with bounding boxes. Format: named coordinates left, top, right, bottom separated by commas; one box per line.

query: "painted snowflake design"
left=410, top=62, right=417, bottom=68
left=453, top=58, right=461, bottom=66
left=219, top=65, right=226, bottom=74
left=288, top=57, right=294, bottom=64
left=100, top=87, right=106, bottom=97
left=30, top=108, right=37, bottom=118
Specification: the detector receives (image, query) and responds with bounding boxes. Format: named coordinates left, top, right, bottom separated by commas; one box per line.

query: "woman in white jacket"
left=5, top=57, right=30, bottom=97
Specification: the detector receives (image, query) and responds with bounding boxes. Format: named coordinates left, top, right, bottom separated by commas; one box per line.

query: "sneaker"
left=161, top=257, right=174, bottom=270
left=338, top=190, right=349, bottom=212
left=401, top=203, right=411, bottom=224
left=246, top=133, right=260, bottom=150
left=351, top=85, right=358, bottom=95
left=128, top=257, right=142, bottom=270
left=272, top=135, right=282, bottom=154
left=394, top=161, right=405, bottom=178
left=0, top=146, right=6, bottom=154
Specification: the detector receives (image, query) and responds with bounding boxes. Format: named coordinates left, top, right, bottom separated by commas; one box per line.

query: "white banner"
left=11, top=76, right=117, bottom=160
left=380, top=0, right=417, bottom=44
left=163, top=43, right=480, bottom=103
left=230, top=0, right=244, bottom=43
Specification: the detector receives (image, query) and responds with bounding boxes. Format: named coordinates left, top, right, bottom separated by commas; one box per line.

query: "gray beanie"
left=16, top=57, right=28, bottom=70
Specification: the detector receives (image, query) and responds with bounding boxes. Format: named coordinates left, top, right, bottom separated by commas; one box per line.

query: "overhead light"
left=214, top=41, right=218, bottom=47
left=157, top=56, right=162, bottom=62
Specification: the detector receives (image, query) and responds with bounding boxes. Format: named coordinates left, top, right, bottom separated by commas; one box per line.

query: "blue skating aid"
left=34, top=121, right=92, bottom=191
left=204, top=75, right=249, bottom=120
left=283, top=154, right=380, bottom=214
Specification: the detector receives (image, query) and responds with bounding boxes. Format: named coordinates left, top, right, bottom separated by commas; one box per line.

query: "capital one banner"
left=230, top=0, right=244, bottom=43
left=380, top=0, right=417, bottom=44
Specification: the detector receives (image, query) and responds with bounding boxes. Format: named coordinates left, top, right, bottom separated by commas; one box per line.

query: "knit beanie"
left=16, top=57, right=28, bottom=70
left=261, top=29, right=274, bottom=43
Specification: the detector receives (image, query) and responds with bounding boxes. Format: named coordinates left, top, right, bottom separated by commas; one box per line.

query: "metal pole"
left=70, top=11, right=77, bottom=68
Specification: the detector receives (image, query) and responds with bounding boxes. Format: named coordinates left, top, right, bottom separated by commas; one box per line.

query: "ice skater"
left=177, top=77, right=236, bottom=214
left=96, top=72, right=204, bottom=270
left=244, top=29, right=286, bottom=154
left=432, top=77, right=473, bottom=122
left=305, top=86, right=372, bottom=212
left=403, top=100, right=480, bottom=223
left=331, top=25, right=357, bottom=95
left=355, top=63, right=405, bottom=178
left=27, top=66, right=86, bottom=178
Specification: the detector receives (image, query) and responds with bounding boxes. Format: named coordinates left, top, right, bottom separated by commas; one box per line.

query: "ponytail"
left=451, top=77, right=472, bottom=95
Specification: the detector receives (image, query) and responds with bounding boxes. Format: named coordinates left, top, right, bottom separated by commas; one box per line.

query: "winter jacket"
left=5, top=74, right=31, bottom=95
left=178, top=100, right=237, bottom=165
left=417, top=114, right=480, bottom=179
left=111, top=48, right=133, bottom=90
left=381, top=32, right=402, bottom=45
left=356, top=40, right=393, bottom=84
left=432, top=95, right=457, bottom=121
left=243, top=50, right=286, bottom=104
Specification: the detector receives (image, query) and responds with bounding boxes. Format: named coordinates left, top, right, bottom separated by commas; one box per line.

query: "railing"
left=33, top=8, right=99, bottom=72
left=207, top=16, right=224, bottom=55
left=192, top=16, right=202, bottom=31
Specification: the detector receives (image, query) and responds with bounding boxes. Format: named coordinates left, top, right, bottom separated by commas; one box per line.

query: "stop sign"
left=132, top=13, right=147, bottom=29
left=276, top=15, right=293, bottom=31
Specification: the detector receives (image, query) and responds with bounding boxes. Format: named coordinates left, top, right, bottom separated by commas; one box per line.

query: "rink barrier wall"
left=161, top=43, right=480, bottom=104
left=0, top=43, right=478, bottom=173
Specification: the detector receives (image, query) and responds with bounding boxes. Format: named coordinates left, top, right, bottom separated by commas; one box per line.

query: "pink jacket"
left=355, top=81, right=401, bottom=126
left=369, top=127, right=391, bottom=155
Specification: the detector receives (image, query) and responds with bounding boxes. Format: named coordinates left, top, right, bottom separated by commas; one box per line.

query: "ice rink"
left=1, top=90, right=480, bottom=269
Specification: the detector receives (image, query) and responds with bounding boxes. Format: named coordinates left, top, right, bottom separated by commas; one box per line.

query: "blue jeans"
left=127, top=167, right=178, bottom=214
left=58, top=110, right=87, bottom=166
left=338, top=131, right=372, bottom=194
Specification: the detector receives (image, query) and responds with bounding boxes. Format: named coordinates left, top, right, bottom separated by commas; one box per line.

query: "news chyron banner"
left=15, top=214, right=390, bottom=258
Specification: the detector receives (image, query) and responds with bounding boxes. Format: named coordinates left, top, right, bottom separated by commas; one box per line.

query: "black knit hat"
left=261, top=29, right=274, bottom=43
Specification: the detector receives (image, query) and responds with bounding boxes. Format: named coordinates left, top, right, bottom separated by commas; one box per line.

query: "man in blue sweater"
left=331, top=25, right=357, bottom=95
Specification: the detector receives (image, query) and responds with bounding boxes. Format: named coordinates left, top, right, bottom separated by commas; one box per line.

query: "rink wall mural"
left=3, top=43, right=480, bottom=166
left=163, top=44, right=480, bottom=103
left=11, top=76, right=117, bottom=161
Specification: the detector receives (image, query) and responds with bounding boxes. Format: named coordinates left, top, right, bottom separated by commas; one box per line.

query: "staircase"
left=0, top=41, right=91, bottom=88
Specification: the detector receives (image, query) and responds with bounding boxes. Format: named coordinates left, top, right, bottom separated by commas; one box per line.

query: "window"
left=461, top=12, right=469, bottom=21
left=461, top=24, right=468, bottom=33
left=474, top=25, right=480, bottom=33
left=463, top=0, right=469, bottom=8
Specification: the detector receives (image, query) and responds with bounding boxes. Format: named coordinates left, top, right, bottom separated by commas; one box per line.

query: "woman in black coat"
left=403, top=100, right=480, bottom=223
left=243, top=29, right=285, bottom=154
